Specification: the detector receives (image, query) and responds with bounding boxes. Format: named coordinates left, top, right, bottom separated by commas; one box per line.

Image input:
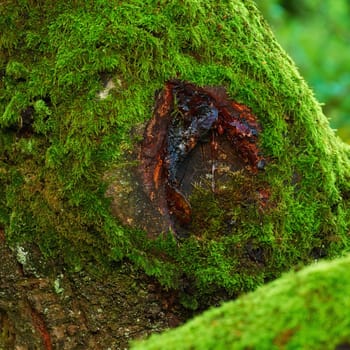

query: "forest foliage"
left=256, top=0, right=350, bottom=143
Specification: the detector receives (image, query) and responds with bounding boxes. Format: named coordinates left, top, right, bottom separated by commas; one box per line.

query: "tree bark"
left=1, top=0, right=350, bottom=349
left=0, top=228, right=191, bottom=349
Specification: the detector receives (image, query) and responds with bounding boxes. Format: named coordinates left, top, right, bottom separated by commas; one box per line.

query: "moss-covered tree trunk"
left=1, top=0, right=350, bottom=349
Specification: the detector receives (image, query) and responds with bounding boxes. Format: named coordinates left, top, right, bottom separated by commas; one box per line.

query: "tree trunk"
left=1, top=0, right=350, bottom=349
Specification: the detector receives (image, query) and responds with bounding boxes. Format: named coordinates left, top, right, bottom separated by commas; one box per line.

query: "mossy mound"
left=1, top=0, right=350, bottom=305
left=132, top=254, right=350, bottom=350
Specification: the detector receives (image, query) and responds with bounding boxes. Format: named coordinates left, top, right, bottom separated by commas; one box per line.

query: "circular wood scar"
left=139, top=79, right=266, bottom=237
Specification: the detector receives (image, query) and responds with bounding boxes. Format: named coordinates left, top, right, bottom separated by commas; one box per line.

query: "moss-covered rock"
left=1, top=0, right=350, bottom=306
left=132, top=254, right=350, bottom=350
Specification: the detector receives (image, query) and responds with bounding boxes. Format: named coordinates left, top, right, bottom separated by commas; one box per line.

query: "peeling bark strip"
left=30, top=308, right=52, bottom=350
left=140, top=80, right=265, bottom=235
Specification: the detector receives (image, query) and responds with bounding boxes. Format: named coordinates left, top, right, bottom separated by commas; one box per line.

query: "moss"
left=1, top=0, right=350, bottom=306
left=132, top=254, right=350, bottom=350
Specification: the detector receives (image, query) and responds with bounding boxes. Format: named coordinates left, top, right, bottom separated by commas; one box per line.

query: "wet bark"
left=107, top=80, right=267, bottom=239
left=0, top=229, right=190, bottom=349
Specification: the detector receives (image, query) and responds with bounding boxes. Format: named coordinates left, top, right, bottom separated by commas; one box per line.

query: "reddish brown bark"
left=140, top=80, right=265, bottom=236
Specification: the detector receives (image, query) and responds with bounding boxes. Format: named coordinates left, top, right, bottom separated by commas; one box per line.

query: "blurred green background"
left=255, top=0, right=350, bottom=143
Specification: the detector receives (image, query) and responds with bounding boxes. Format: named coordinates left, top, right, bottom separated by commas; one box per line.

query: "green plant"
left=1, top=0, right=350, bottom=307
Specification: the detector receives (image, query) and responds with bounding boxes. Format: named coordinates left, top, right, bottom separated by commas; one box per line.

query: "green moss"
left=132, top=254, right=350, bottom=350
left=1, top=0, right=350, bottom=305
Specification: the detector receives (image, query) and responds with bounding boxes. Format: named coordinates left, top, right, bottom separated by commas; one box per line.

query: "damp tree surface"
left=139, top=79, right=266, bottom=236
left=1, top=1, right=350, bottom=349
